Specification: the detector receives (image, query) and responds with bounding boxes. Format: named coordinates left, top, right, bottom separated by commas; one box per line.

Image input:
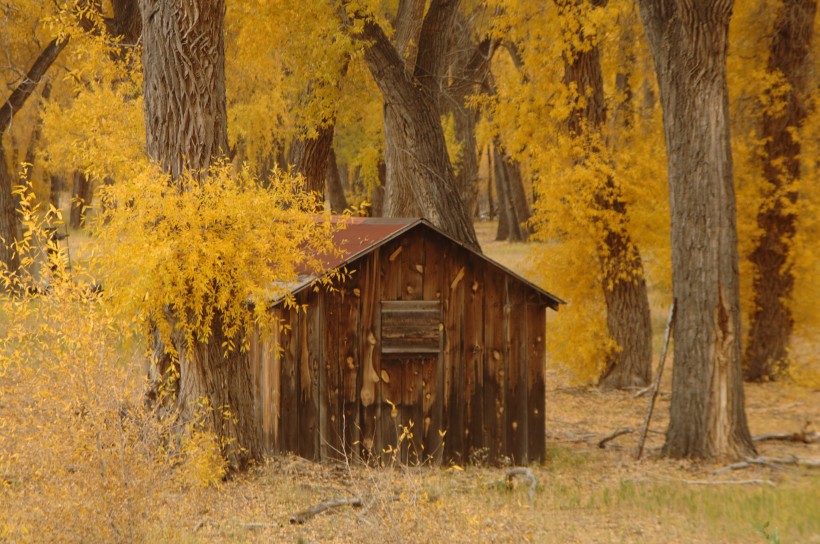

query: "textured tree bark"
left=364, top=24, right=480, bottom=249
left=382, top=0, right=426, bottom=219
left=347, top=1, right=481, bottom=251
left=289, top=123, right=335, bottom=210
left=558, top=0, right=652, bottom=389
left=493, top=143, right=529, bottom=242
left=637, top=0, right=756, bottom=459
left=141, top=0, right=228, bottom=180
left=140, top=0, right=261, bottom=470
left=326, top=148, right=349, bottom=213
left=0, top=37, right=68, bottom=279
left=744, top=0, right=817, bottom=382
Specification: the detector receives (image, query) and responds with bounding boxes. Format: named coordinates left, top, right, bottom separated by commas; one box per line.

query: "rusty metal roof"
left=287, top=217, right=564, bottom=310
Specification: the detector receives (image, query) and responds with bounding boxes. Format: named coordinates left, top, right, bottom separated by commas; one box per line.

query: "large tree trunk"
left=558, top=0, right=652, bottom=389
left=289, top=123, right=335, bottom=210
left=637, top=0, right=755, bottom=459
left=141, top=0, right=228, bottom=180
left=140, top=0, right=261, bottom=469
left=744, top=0, right=817, bottom=382
left=0, top=38, right=68, bottom=279
left=348, top=1, right=481, bottom=251
left=326, top=147, right=349, bottom=213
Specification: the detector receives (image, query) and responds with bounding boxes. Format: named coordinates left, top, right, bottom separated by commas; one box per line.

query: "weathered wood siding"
left=251, top=226, right=548, bottom=465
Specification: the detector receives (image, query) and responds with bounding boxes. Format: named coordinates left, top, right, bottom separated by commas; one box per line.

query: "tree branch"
left=0, top=37, right=69, bottom=134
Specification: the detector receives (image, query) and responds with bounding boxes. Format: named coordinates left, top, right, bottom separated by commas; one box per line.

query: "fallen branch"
left=598, top=428, right=634, bottom=448
left=636, top=301, right=675, bottom=460
left=678, top=478, right=775, bottom=487
left=240, top=522, right=279, bottom=529
left=505, top=467, right=537, bottom=506
left=289, top=497, right=363, bottom=524
left=753, top=431, right=818, bottom=444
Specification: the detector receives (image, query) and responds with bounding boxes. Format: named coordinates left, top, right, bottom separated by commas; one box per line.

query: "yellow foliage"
left=92, top=162, right=341, bottom=350
left=0, top=187, right=186, bottom=540
left=484, top=0, right=669, bottom=382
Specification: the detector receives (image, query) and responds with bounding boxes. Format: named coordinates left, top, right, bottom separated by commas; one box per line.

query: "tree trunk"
left=744, top=0, right=817, bottom=382
left=558, top=0, right=652, bottom=389
left=69, top=171, right=92, bottom=229
left=326, top=147, right=348, bottom=213
left=347, top=1, right=481, bottom=251
left=140, top=0, right=261, bottom=469
left=637, top=0, right=755, bottom=459
left=0, top=145, right=19, bottom=278
left=289, top=124, right=335, bottom=210
left=0, top=37, right=68, bottom=279
left=141, top=0, right=228, bottom=180
left=492, top=142, right=530, bottom=242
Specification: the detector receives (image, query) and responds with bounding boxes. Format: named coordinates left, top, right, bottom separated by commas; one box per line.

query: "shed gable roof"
left=288, top=217, right=564, bottom=310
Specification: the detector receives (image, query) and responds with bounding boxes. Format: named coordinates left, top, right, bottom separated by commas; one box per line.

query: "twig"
left=240, top=522, right=279, bottom=529
left=678, top=478, right=775, bottom=487
left=505, top=467, right=537, bottom=507
left=636, top=301, right=675, bottom=460
left=598, top=428, right=634, bottom=448
left=289, top=497, right=363, bottom=524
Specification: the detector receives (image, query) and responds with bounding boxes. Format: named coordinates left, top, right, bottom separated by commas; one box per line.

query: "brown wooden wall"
left=250, top=227, right=547, bottom=465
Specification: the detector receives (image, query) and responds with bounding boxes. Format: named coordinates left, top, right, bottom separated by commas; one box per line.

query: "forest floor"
left=145, top=222, right=819, bottom=543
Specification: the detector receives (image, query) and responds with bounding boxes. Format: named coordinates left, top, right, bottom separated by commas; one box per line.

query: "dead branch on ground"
left=598, top=428, right=634, bottom=448
left=289, top=497, right=363, bottom=524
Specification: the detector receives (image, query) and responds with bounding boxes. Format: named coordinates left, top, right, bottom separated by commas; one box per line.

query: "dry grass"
left=3, top=221, right=817, bottom=543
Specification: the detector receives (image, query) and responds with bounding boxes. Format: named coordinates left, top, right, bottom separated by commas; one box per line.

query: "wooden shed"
left=249, top=217, right=562, bottom=465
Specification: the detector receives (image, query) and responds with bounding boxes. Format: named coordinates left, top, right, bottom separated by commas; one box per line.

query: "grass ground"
left=9, top=218, right=816, bottom=542
left=141, top=222, right=818, bottom=543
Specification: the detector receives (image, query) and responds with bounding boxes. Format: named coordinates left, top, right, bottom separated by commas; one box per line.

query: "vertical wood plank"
left=527, top=301, right=547, bottom=462
left=444, top=246, right=465, bottom=464
left=506, top=280, right=529, bottom=464
left=269, top=310, right=282, bottom=455
left=463, top=253, right=485, bottom=462
left=379, top=239, right=403, bottom=464
left=422, top=233, right=445, bottom=464
left=483, top=266, right=506, bottom=465
left=359, top=251, right=381, bottom=463
left=402, top=233, right=425, bottom=463
left=298, top=293, right=318, bottom=461
left=281, top=305, right=299, bottom=454
left=323, top=286, right=342, bottom=461
left=339, top=270, right=362, bottom=461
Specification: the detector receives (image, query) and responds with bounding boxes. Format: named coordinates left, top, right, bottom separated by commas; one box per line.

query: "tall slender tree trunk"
left=69, top=171, right=92, bottom=229
left=558, top=0, right=652, bottom=389
left=140, top=0, right=261, bottom=470
left=744, top=0, right=817, bottom=382
left=637, top=0, right=755, bottom=459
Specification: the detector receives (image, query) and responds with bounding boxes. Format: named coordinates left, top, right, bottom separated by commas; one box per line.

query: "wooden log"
left=289, top=497, right=363, bottom=524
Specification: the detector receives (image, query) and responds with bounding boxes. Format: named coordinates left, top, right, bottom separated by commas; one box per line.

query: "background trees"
left=1, top=0, right=817, bottom=465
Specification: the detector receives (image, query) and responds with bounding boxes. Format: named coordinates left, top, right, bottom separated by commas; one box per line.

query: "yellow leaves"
left=92, top=162, right=340, bottom=352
